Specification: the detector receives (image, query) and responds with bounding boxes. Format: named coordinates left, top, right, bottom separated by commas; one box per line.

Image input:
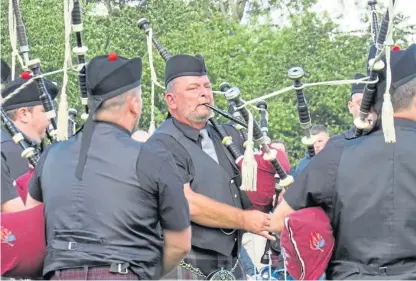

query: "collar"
left=94, top=120, right=132, bottom=136
left=391, top=117, right=416, bottom=130
left=172, top=118, right=207, bottom=142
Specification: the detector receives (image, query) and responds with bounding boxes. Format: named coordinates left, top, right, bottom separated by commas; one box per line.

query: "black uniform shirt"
left=29, top=121, right=190, bottom=279
left=1, top=153, right=18, bottom=204
left=284, top=118, right=416, bottom=279
left=148, top=118, right=244, bottom=185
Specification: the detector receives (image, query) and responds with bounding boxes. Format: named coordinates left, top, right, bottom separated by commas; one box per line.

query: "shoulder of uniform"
left=141, top=140, right=167, bottom=155
left=1, top=128, right=13, bottom=143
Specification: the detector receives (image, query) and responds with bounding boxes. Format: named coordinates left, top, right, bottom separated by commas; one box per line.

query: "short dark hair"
left=311, top=125, right=329, bottom=135
left=6, top=107, right=34, bottom=121
left=391, top=78, right=416, bottom=112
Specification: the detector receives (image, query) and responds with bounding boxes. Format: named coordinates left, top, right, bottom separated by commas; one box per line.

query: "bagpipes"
left=1, top=108, right=40, bottom=168
left=355, top=0, right=396, bottom=141
left=11, top=0, right=58, bottom=143
left=137, top=18, right=264, bottom=191
left=71, top=0, right=89, bottom=122
left=2, top=0, right=88, bottom=146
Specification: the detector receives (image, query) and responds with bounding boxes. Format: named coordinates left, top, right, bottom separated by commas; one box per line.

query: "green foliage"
left=1, top=0, right=413, bottom=165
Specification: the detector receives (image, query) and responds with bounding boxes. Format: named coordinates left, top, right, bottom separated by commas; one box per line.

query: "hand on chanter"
left=242, top=210, right=276, bottom=241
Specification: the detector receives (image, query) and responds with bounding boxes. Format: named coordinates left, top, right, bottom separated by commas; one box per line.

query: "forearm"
left=162, top=246, right=187, bottom=276
left=186, top=190, right=244, bottom=229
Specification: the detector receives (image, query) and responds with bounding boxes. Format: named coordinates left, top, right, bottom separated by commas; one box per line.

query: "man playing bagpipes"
left=1, top=63, right=59, bottom=180
left=268, top=43, right=416, bottom=280
left=145, top=52, right=292, bottom=280
left=1, top=60, right=49, bottom=279
left=330, top=73, right=379, bottom=142
left=26, top=53, right=192, bottom=280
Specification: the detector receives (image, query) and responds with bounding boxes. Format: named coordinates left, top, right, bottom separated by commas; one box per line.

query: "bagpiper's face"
left=349, top=93, right=378, bottom=125
left=166, top=75, right=214, bottom=125
left=27, top=105, right=51, bottom=142
left=313, top=132, right=329, bottom=154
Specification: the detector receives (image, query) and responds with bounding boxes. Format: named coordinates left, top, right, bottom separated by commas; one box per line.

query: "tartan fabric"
left=48, top=266, right=139, bottom=280
left=162, top=248, right=245, bottom=280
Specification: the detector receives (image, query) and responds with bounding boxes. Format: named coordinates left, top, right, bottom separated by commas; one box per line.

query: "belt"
left=52, top=240, right=109, bottom=253
left=358, top=263, right=416, bottom=275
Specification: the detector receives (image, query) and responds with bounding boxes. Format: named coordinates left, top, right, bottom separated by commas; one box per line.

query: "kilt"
left=48, top=266, right=140, bottom=280
left=163, top=247, right=245, bottom=280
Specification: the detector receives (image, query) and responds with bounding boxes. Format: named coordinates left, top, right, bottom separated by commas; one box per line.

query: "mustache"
left=203, top=104, right=248, bottom=128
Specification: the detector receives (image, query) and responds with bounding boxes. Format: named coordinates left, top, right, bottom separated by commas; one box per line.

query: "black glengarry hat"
left=164, top=54, right=208, bottom=86
left=75, top=53, right=142, bottom=180
left=374, top=44, right=416, bottom=112
left=2, top=76, right=59, bottom=111
left=351, top=73, right=367, bottom=96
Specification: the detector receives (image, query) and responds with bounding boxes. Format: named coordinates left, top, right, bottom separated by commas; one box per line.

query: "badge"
left=206, top=269, right=236, bottom=280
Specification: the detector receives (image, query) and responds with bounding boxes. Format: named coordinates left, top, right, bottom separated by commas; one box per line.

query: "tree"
left=1, top=0, right=413, bottom=165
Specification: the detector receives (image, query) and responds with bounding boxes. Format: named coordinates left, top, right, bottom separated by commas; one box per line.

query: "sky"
left=91, top=0, right=416, bottom=43
left=314, top=0, right=415, bottom=31
left=269, top=0, right=416, bottom=43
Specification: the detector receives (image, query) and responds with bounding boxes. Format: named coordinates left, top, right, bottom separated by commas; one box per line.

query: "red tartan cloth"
left=280, top=207, right=335, bottom=280
left=237, top=145, right=291, bottom=212
left=1, top=168, right=46, bottom=278
left=49, top=266, right=139, bottom=280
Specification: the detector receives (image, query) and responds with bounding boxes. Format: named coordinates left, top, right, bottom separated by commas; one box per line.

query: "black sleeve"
left=283, top=140, right=344, bottom=210
left=28, top=145, right=53, bottom=202
left=148, top=136, right=193, bottom=184
left=137, top=143, right=191, bottom=231
left=1, top=154, right=18, bottom=204
left=2, top=141, right=31, bottom=178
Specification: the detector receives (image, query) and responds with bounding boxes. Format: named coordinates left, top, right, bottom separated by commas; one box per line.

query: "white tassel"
left=241, top=110, right=257, bottom=192
left=382, top=92, right=395, bottom=143
left=382, top=0, right=397, bottom=143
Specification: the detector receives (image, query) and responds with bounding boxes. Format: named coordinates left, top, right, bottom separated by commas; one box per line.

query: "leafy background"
left=1, top=0, right=415, bottom=165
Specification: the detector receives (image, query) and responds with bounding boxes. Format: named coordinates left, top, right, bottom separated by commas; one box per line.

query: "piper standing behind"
left=330, top=73, right=379, bottom=141
left=269, top=44, right=416, bottom=279
left=27, top=53, right=191, bottom=280
left=147, top=54, right=274, bottom=280
left=1, top=65, right=59, bottom=180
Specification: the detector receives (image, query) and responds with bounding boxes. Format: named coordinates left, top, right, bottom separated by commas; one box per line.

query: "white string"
left=235, top=76, right=378, bottom=109
left=8, top=0, right=24, bottom=79
left=146, top=28, right=157, bottom=135
left=56, top=0, right=74, bottom=141
left=1, top=66, right=81, bottom=105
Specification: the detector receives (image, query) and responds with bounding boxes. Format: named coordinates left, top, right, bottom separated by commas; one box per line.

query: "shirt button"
left=234, top=194, right=238, bottom=198
left=231, top=180, right=234, bottom=184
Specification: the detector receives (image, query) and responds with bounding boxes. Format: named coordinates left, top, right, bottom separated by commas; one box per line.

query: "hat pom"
left=20, top=71, right=31, bottom=80
left=392, top=45, right=400, bottom=51
left=108, top=52, right=118, bottom=62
